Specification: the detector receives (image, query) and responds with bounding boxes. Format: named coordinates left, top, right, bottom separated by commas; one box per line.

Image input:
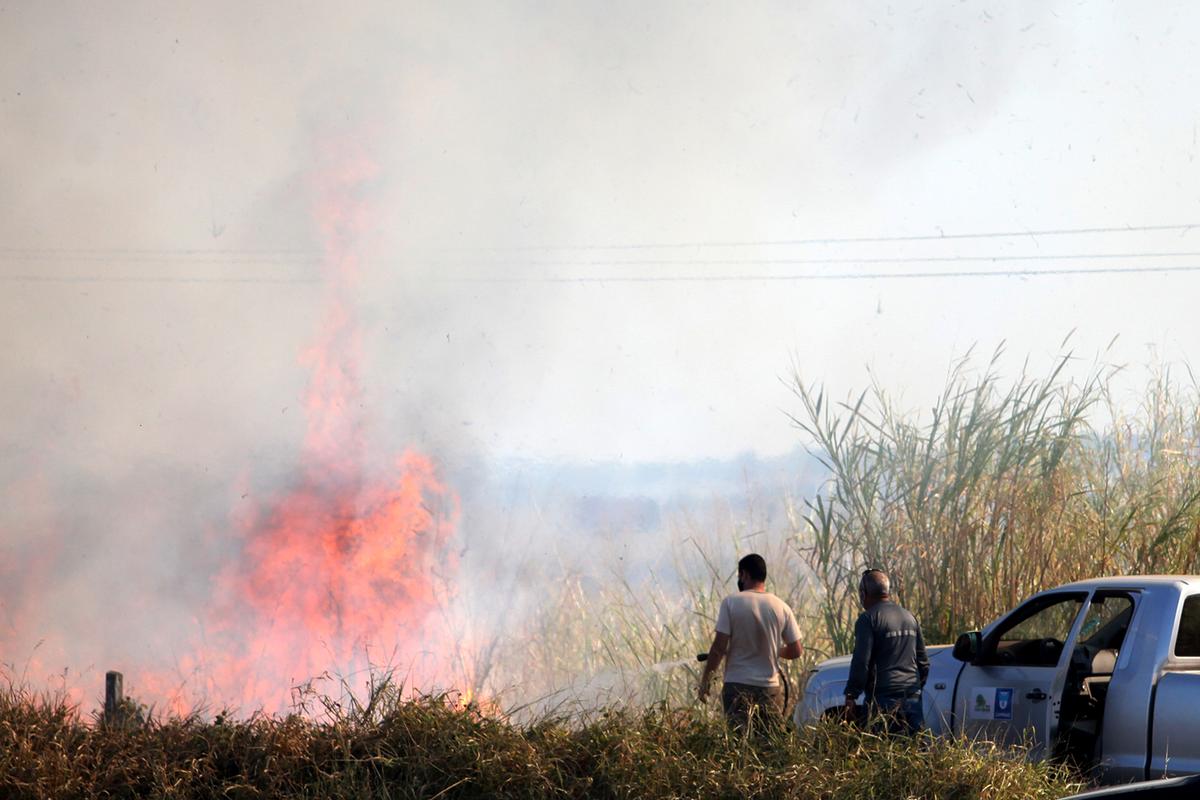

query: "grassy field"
left=502, top=351, right=1200, bottom=710
left=1, top=679, right=1082, bottom=800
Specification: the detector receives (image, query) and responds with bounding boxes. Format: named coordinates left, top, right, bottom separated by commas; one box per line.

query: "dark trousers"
left=869, top=692, right=924, bottom=736
left=722, top=682, right=784, bottom=734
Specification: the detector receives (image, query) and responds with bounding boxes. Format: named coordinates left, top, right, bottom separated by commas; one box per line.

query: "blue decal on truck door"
left=994, top=688, right=1013, bottom=720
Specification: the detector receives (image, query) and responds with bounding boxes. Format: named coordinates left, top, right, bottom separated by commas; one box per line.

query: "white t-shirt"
left=715, top=590, right=801, bottom=687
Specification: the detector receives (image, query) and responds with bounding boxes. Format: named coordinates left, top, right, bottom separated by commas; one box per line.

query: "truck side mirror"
left=952, top=631, right=982, bottom=662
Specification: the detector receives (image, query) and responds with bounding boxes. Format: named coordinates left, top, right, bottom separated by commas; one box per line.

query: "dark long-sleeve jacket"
left=843, top=600, right=929, bottom=700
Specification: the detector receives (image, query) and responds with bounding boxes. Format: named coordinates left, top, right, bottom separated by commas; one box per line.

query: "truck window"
left=982, top=593, right=1085, bottom=667
left=1176, top=595, right=1200, bottom=657
left=1078, top=594, right=1134, bottom=649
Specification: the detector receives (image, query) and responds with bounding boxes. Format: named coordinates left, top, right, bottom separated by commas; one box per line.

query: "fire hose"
left=696, top=653, right=792, bottom=718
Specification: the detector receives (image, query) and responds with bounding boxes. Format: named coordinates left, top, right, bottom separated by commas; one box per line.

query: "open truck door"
left=953, top=591, right=1087, bottom=759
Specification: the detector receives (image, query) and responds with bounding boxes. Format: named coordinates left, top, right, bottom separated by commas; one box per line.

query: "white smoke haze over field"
left=3, top=1, right=1200, bottom=710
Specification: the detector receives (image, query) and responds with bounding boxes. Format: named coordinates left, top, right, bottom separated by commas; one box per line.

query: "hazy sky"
left=3, top=1, right=1199, bottom=468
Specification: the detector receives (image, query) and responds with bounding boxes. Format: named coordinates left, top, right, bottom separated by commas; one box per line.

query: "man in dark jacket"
left=843, top=569, right=929, bottom=734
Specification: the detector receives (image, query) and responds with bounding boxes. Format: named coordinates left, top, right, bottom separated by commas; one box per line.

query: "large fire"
left=173, top=138, right=462, bottom=713
left=172, top=447, right=457, bottom=714
left=2, top=136, right=463, bottom=716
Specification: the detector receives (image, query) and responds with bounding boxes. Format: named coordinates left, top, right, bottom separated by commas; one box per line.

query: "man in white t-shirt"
left=698, top=553, right=803, bottom=731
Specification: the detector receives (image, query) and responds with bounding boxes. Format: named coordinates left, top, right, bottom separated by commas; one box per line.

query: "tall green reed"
left=788, top=347, right=1200, bottom=647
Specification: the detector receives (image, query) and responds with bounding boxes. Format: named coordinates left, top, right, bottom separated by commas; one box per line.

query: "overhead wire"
left=417, top=222, right=1200, bottom=252
left=436, top=251, right=1200, bottom=268
left=4, top=223, right=1200, bottom=283
left=4, top=262, right=1200, bottom=285
left=1, top=221, right=1198, bottom=260
left=0, top=274, right=319, bottom=284
left=436, top=264, right=1200, bottom=284
left=6, top=249, right=1200, bottom=268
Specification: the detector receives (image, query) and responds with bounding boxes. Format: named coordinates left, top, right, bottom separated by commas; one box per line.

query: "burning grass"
left=1, top=679, right=1082, bottom=800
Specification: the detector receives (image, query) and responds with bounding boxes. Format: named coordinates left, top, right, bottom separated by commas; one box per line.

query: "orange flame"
left=2, top=135, right=467, bottom=717
left=176, top=136, right=463, bottom=713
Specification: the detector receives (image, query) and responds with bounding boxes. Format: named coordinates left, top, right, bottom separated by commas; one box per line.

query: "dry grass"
left=0, top=678, right=1082, bottom=799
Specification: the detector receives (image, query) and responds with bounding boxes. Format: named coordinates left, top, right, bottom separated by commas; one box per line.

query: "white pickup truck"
left=794, top=576, right=1200, bottom=783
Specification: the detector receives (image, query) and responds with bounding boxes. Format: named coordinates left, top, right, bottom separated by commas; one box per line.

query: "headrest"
left=1091, top=648, right=1118, bottom=674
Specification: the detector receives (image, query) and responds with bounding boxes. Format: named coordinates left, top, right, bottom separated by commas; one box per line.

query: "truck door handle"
left=1025, top=689, right=1048, bottom=702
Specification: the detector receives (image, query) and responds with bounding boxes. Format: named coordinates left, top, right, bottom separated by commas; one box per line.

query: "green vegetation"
left=790, top=347, right=1200, bottom=648
left=0, top=679, right=1081, bottom=799
left=507, top=348, right=1200, bottom=709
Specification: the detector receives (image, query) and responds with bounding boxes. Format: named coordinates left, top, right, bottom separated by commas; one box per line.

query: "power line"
left=0, top=252, right=321, bottom=264
left=4, top=262, right=1200, bottom=286
left=436, top=251, right=1200, bottom=268
left=412, top=222, right=1200, bottom=252
left=7, top=249, right=1200, bottom=270
left=0, top=248, right=316, bottom=258
left=0, top=274, right=319, bottom=285
left=1, top=222, right=1197, bottom=259
left=437, top=263, right=1200, bottom=284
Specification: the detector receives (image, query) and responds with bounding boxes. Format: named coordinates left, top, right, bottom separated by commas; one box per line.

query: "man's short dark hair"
left=738, top=553, right=767, bottom=583
left=860, top=569, right=890, bottom=598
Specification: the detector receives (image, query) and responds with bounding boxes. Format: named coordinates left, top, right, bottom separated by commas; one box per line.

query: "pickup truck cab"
left=794, top=576, right=1200, bottom=783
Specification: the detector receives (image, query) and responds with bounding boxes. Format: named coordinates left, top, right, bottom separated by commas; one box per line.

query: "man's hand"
left=843, top=697, right=857, bottom=724
left=699, top=632, right=729, bottom=704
